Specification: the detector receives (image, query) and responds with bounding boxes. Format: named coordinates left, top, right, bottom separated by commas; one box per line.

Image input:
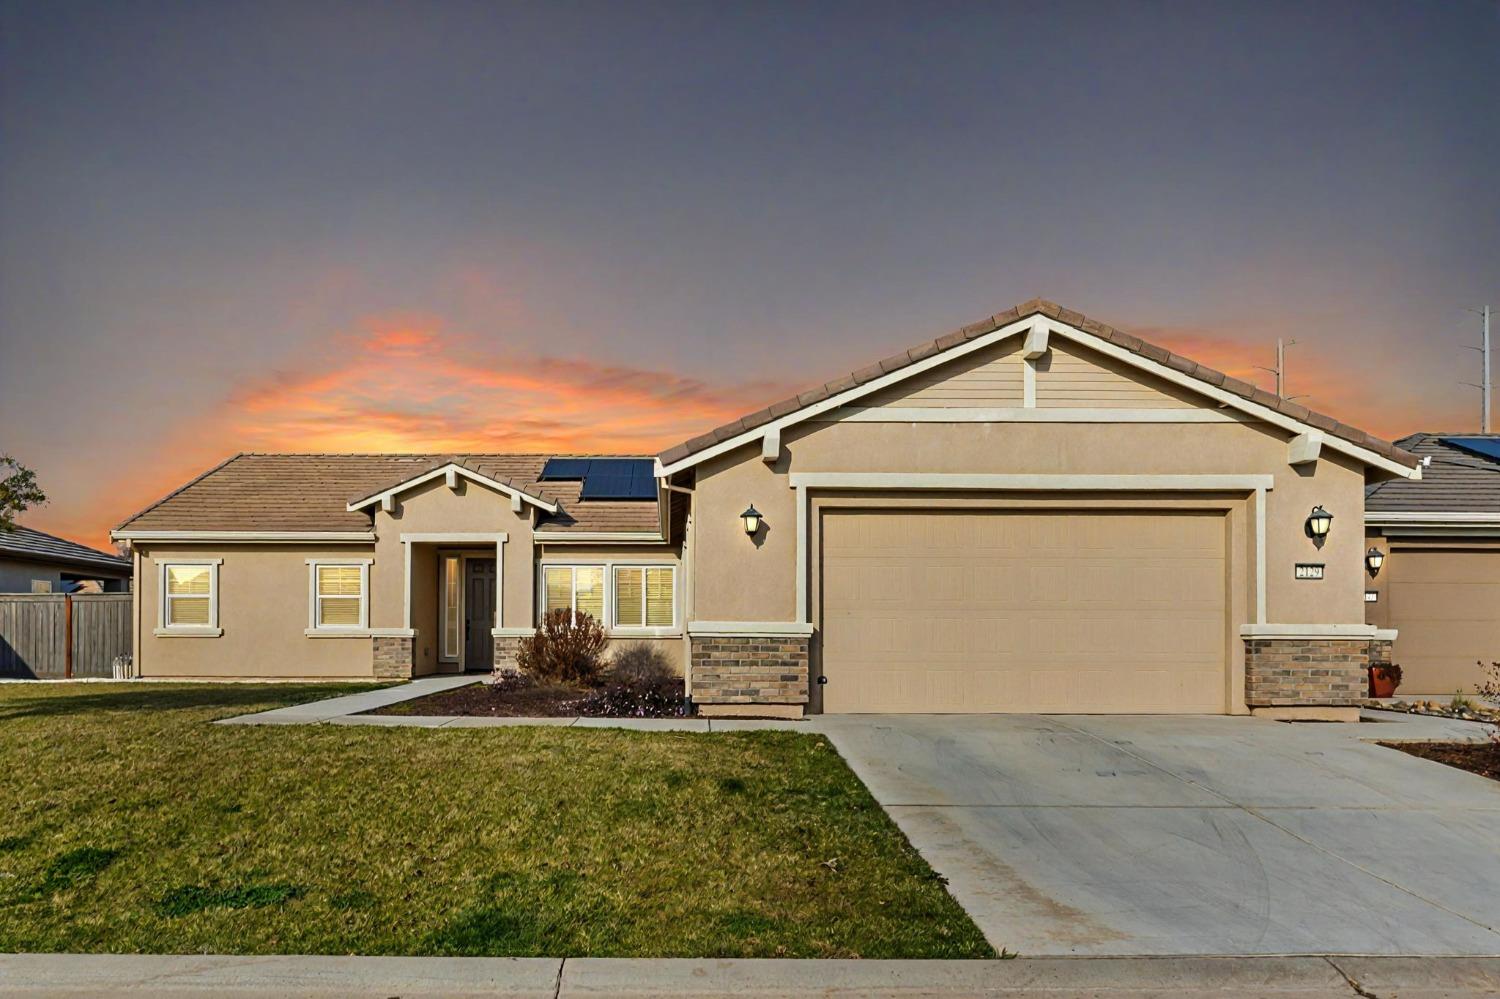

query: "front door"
left=464, top=558, right=497, bottom=671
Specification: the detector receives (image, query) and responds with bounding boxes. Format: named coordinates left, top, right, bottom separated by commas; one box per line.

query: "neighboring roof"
left=115, top=453, right=662, bottom=537
left=657, top=298, right=1419, bottom=473
left=1366, top=434, right=1500, bottom=514
left=0, top=525, right=132, bottom=574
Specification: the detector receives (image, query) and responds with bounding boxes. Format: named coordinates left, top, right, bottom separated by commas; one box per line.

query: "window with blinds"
left=314, top=563, right=365, bottom=629
left=543, top=566, right=605, bottom=624
left=164, top=564, right=214, bottom=627
left=613, top=566, right=674, bottom=628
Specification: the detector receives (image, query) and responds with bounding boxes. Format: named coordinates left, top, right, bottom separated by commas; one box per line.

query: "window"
left=308, top=560, right=368, bottom=631
left=613, top=566, right=675, bottom=629
left=442, top=555, right=461, bottom=659
left=542, top=565, right=604, bottom=622
left=160, top=560, right=219, bottom=633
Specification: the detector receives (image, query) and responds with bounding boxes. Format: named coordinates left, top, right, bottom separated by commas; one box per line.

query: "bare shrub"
left=609, top=642, right=676, bottom=688
left=515, top=609, right=607, bottom=686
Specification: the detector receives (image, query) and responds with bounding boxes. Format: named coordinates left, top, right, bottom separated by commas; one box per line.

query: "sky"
left=1, top=0, right=1497, bottom=551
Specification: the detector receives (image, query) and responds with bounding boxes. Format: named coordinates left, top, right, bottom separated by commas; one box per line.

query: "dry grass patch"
left=0, top=682, right=991, bottom=958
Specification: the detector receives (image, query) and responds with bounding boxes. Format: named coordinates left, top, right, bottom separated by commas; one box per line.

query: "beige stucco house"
left=115, top=299, right=1421, bottom=719
left=1365, top=433, right=1500, bottom=695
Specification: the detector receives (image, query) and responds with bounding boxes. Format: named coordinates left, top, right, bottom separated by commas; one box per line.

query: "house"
left=0, top=525, right=132, bottom=594
left=1365, top=433, right=1500, bottom=695
left=113, top=299, right=1420, bottom=718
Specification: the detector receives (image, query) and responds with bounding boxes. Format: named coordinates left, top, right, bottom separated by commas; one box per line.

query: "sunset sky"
left=2, top=1, right=1497, bottom=551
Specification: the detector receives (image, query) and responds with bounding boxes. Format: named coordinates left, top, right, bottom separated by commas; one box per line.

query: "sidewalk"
left=3, top=954, right=1499, bottom=997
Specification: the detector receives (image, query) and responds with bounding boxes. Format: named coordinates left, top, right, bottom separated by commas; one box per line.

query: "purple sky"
left=1, top=0, right=1497, bottom=548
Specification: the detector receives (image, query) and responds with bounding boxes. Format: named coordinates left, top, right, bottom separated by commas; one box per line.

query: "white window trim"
left=305, top=558, right=372, bottom=635
left=537, top=559, right=681, bottom=637
left=155, top=558, right=222, bottom=637
left=610, top=564, right=678, bottom=635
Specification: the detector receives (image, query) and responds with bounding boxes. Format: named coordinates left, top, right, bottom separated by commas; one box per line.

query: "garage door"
left=820, top=509, right=1227, bottom=713
left=1382, top=550, right=1498, bottom=695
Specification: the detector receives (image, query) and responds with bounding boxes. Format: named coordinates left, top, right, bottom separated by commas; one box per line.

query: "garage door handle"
left=817, top=676, right=828, bottom=685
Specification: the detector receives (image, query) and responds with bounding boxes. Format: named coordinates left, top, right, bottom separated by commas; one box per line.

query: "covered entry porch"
left=400, top=532, right=510, bottom=675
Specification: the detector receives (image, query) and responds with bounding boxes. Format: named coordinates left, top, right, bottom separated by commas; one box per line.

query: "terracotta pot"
left=1369, top=666, right=1398, bottom=699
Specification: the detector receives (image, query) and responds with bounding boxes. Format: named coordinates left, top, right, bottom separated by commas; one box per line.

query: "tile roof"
left=116, top=454, right=662, bottom=536
left=657, top=298, right=1419, bottom=471
left=1366, top=434, right=1500, bottom=513
left=0, top=525, right=132, bottom=573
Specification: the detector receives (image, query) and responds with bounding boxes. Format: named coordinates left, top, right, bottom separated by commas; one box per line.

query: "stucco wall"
left=692, top=419, right=1370, bottom=630
left=135, top=543, right=376, bottom=678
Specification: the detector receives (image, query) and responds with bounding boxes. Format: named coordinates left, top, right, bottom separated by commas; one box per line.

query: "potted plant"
left=1369, top=662, right=1403, bottom=699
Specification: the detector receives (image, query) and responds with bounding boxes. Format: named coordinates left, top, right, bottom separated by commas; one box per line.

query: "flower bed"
left=1363, top=697, right=1500, bottom=725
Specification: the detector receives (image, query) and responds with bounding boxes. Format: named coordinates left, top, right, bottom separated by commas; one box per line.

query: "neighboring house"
left=1365, top=433, right=1500, bottom=694
left=114, top=298, right=1420, bottom=719
left=0, top=526, right=132, bottom=594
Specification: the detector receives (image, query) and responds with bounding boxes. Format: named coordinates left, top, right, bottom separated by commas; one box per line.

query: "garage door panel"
left=821, top=510, right=1227, bottom=713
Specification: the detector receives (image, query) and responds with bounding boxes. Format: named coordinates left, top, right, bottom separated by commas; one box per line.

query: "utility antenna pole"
left=1255, top=338, right=1298, bottom=398
left=1484, top=306, right=1492, bottom=433
left=1463, top=306, right=1492, bottom=433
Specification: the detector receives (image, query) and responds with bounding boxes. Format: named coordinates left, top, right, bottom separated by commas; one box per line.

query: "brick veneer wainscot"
left=373, top=636, right=414, bottom=680
left=1244, top=638, right=1368, bottom=707
left=690, top=635, right=809, bottom=705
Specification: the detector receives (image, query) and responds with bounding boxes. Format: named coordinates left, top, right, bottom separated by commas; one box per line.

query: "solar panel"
left=1442, top=437, right=1500, bottom=463
left=539, top=457, right=593, bottom=480
left=578, top=458, right=657, bottom=500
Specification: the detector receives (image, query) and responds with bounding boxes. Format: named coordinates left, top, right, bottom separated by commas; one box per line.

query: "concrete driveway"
left=812, top=712, right=1500, bottom=957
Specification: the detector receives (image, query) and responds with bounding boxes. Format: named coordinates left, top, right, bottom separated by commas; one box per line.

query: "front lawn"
left=0, top=682, right=991, bottom=958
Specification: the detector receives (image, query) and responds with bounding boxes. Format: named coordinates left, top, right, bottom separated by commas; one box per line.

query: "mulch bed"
left=369, top=681, right=589, bottom=717
left=1382, top=741, right=1500, bottom=782
left=368, top=675, right=687, bottom=719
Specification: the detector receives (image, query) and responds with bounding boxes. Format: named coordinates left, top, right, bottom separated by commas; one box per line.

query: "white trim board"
left=348, top=463, right=558, bottom=515
left=1366, top=512, right=1500, bottom=524
left=687, top=621, right=815, bottom=637
left=533, top=532, right=667, bottom=543
left=816, top=407, right=1249, bottom=424
left=655, top=314, right=1420, bottom=480
left=787, top=473, right=1275, bottom=491
left=1240, top=624, right=1379, bottom=640
left=115, top=531, right=374, bottom=543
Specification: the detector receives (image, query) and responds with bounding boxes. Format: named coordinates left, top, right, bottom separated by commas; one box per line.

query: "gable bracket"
left=1288, top=431, right=1323, bottom=467
left=1022, top=319, right=1050, bottom=359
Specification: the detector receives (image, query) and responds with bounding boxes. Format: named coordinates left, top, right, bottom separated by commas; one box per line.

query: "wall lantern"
left=1365, top=547, right=1386, bottom=575
left=741, top=505, right=763, bottom=537
left=1305, top=505, right=1334, bottom=541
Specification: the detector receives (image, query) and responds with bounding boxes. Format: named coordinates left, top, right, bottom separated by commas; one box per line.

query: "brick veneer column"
left=690, top=634, right=809, bottom=716
left=1244, top=638, right=1368, bottom=707
left=372, top=636, right=414, bottom=680
left=492, top=634, right=525, bottom=673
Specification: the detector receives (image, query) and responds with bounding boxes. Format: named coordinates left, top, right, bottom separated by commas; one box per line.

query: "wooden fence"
left=0, top=593, right=132, bottom=679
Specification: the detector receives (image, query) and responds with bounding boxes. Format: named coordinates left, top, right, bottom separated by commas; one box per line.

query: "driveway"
left=812, top=712, right=1500, bottom=956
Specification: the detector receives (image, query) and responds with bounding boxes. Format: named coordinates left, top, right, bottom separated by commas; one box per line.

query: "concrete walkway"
left=3, top=953, right=1499, bottom=997
left=816, top=712, right=1500, bottom=957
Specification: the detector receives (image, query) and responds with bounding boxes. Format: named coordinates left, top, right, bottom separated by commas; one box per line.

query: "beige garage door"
left=1383, top=550, right=1498, bottom=695
left=820, top=509, right=1227, bottom=713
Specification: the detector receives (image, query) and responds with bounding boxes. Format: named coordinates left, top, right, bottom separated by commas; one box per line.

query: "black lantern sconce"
left=741, top=505, right=763, bottom=537
left=1305, top=505, right=1333, bottom=546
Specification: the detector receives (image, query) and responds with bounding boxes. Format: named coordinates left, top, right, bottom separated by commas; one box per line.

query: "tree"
left=0, top=455, right=46, bottom=533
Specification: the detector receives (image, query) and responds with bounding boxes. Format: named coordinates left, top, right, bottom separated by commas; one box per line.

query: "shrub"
left=1480, top=661, right=1500, bottom=703
left=515, top=609, right=608, bottom=686
left=609, top=642, right=676, bottom=688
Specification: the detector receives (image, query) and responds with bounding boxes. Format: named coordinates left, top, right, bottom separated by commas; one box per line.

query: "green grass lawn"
left=0, top=682, right=992, bottom=958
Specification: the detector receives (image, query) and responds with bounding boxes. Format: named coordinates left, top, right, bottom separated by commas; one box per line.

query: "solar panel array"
left=1442, top=437, right=1500, bottom=463
left=539, top=457, right=657, bottom=500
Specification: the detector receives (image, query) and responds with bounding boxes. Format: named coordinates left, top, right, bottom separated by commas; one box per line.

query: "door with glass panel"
left=464, top=558, right=496, bottom=671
